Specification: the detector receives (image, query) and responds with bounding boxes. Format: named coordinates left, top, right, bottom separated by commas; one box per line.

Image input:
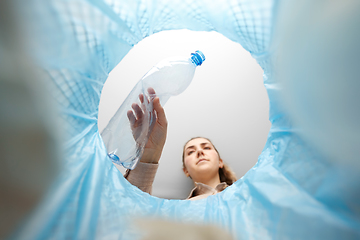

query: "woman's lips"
left=197, top=159, right=207, bottom=164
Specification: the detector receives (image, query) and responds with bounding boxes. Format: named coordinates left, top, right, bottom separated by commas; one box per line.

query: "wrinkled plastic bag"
left=8, top=0, right=360, bottom=239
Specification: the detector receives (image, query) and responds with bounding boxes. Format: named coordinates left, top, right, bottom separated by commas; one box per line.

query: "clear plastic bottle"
left=101, top=50, right=205, bottom=169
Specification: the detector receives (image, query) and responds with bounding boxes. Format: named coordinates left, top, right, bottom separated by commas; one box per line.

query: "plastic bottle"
left=101, top=50, right=205, bottom=169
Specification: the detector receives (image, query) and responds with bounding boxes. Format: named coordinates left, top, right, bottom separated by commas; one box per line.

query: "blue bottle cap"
left=191, top=50, right=206, bottom=66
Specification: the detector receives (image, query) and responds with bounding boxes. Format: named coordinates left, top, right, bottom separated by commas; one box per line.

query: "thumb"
left=153, top=97, right=167, bottom=127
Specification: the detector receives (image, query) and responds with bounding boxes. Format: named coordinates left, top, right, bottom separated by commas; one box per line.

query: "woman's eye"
left=204, top=147, right=211, bottom=150
left=188, top=151, right=194, bottom=155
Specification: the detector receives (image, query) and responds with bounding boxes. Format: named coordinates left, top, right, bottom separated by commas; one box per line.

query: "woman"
left=124, top=88, right=237, bottom=200
left=182, top=137, right=237, bottom=200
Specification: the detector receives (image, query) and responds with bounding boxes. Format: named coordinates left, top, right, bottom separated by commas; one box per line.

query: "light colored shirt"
left=124, top=162, right=228, bottom=200
left=186, top=182, right=228, bottom=200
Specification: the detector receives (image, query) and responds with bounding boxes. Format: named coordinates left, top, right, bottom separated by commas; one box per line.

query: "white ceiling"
left=98, top=30, right=270, bottom=199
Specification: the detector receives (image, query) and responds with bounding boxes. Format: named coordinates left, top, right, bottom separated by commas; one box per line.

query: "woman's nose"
left=197, top=149, right=204, bottom=157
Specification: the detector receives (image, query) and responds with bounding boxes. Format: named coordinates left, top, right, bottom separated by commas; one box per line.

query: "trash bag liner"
left=12, top=0, right=360, bottom=239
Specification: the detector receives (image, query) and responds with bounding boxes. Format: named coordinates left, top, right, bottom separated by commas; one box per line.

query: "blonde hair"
left=182, top=137, right=237, bottom=186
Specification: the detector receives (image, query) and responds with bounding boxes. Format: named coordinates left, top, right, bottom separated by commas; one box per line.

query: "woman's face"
left=183, top=138, right=223, bottom=181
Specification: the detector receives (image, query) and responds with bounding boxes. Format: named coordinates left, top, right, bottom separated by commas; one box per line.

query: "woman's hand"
left=127, top=88, right=167, bottom=164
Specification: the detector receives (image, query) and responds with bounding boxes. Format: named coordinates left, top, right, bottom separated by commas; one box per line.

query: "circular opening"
left=98, top=30, right=270, bottom=199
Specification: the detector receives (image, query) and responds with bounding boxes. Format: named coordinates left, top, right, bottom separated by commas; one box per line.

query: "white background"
left=98, top=30, right=270, bottom=199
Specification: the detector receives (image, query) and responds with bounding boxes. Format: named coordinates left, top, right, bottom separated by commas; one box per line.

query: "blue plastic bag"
left=10, top=0, right=360, bottom=239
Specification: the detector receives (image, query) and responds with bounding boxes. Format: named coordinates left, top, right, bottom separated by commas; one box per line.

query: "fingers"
left=139, top=93, right=144, bottom=104
left=127, top=110, right=136, bottom=126
left=153, top=97, right=167, bottom=127
left=128, top=88, right=159, bottom=127
left=139, top=88, right=155, bottom=105
left=147, top=87, right=156, bottom=95
left=132, top=103, right=143, bottom=120
left=146, top=87, right=156, bottom=102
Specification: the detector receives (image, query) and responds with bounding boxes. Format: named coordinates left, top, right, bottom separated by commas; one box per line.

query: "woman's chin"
left=195, top=162, right=217, bottom=172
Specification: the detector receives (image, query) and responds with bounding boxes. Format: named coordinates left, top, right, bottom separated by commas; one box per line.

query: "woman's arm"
left=124, top=88, right=167, bottom=194
left=124, top=162, right=159, bottom=194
